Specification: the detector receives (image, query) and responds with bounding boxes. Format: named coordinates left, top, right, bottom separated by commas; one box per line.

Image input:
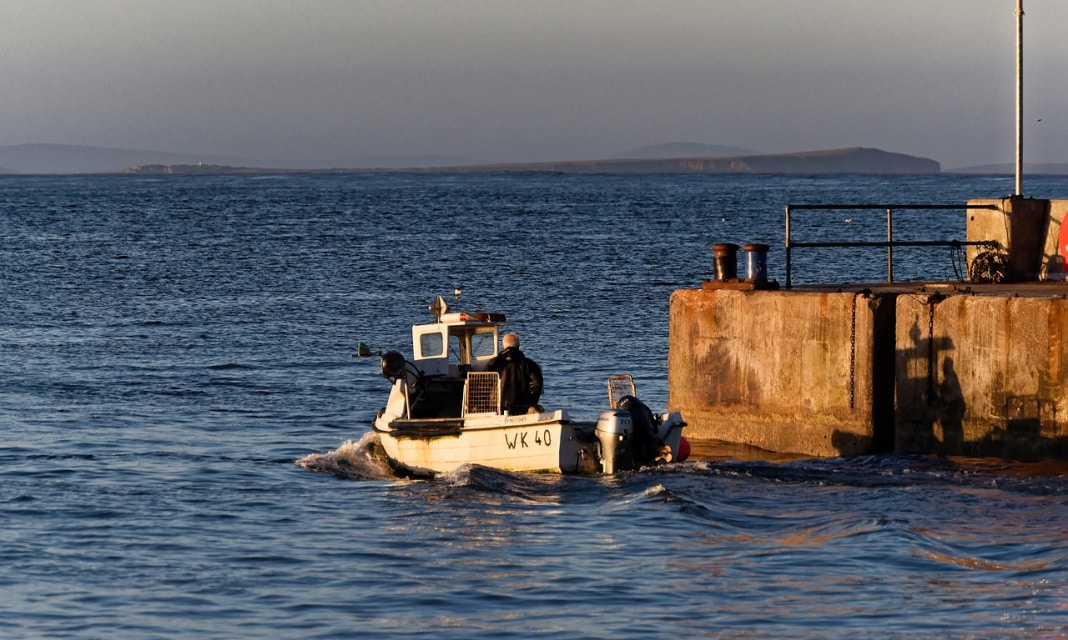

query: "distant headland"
left=431, top=147, right=942, bottom=175
left=17, top=141, right=1063, bottom=176
left=119, top=147, right=940, bottom=176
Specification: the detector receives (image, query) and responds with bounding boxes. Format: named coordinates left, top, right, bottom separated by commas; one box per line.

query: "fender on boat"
left=676, top=436, right=691, bottom=462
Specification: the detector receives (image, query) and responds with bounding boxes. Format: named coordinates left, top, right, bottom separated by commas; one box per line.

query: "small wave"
left=642, top=483, right=668, bottom=498
left=208, top=363, right=256, bottom=370
left=435, top=464, right=572, bottom=504
left=917, top=548, right=1013, bottom=572
left=673, top=454, right=1068, bottom=494
left=295, top=433, right=395, bottom=480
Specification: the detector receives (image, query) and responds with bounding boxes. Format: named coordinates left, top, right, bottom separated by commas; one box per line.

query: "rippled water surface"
left=2, top=173, right=1067, bottom=638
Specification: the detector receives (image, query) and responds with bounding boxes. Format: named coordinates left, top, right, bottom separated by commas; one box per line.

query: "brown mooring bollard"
left=742, top=243, right=770, bottom=283
left=712, top=243, right=739, bottom=281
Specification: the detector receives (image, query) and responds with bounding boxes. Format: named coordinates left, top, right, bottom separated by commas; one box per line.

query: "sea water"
left=1, top=172, right=1066, bottom=638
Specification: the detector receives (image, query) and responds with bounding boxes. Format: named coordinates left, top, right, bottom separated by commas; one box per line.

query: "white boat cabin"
left=378, top=302, right=514, bottom=424
left=411, top=311, right=504, bottom=378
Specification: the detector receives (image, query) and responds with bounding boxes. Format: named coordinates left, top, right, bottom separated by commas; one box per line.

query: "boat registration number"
left=505, top=429, right=552, bottom=449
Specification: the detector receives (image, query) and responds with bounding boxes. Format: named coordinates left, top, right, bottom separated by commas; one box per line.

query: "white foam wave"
left=295, top=432, right=396, bottom=480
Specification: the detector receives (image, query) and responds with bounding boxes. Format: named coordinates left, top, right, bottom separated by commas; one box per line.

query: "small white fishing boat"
left=370, top=296, right=688, bottom=477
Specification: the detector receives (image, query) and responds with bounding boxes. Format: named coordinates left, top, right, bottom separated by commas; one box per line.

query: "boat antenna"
left=1014, top=0, right=1024, bottom=197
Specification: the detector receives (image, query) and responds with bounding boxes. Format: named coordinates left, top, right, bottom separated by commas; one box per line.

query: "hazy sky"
left=2, top=0, right=1065, bottom=168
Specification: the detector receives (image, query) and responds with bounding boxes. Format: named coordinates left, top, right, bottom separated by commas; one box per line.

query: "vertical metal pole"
left=1015, top=0, right=1024, bottom=197
left=785, top=205, right=793, bottom=289
left=886, top=208, right=894, bottom=283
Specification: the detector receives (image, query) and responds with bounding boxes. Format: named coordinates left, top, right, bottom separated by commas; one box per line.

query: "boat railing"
left=607, top=374, right=636, bottom=408
left=784, top=203, right=1001, bottom=288
left=463, top=371, right=501, bottom=415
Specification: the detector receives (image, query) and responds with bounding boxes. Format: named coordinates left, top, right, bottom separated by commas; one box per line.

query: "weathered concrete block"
left=896, top=292, right=1068, bottom=457
left=668, top=288, right=895, bottom=456
left=967, top=198, right=1058, bottom=282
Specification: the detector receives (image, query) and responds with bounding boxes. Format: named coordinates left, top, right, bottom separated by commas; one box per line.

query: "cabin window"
left=471, top=333, right=496, bottom=360
left=448, top=335, right=462, bottom=364
left=419, top=332, right=445, bottom=358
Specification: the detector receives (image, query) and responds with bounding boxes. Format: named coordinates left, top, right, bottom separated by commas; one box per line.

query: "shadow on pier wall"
left=893, top=319, right=963, bottom=454
left=975, top=395, right=1068, bottom=460
left=891, top=315, right=1064, bottom=460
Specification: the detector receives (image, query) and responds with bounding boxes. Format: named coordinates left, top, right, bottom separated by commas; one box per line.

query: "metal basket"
left=463, top=371, right=501, bottom=415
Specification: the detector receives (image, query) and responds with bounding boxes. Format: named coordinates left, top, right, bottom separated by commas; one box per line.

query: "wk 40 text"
left=504, top=430, right=552, bottom=449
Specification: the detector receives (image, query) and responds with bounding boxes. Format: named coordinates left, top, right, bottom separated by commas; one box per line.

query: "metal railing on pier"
left=784, top=203, right=1000, bottom=289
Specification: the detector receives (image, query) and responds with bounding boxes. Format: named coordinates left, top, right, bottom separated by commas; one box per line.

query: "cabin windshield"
left=469, top=330, right=497, bottom=369
left=414, top=322, right=499, bottom=377
left=446, top=326, right=498, bottom=373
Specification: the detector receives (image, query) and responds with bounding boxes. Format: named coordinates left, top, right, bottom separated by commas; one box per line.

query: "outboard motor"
left=617, top=395, right=660, bottom=467
left=595, top=409, right=633, bottom=474
left=380, top=351, right=408, bottom=381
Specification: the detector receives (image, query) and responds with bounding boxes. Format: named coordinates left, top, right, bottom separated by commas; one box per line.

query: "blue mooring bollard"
left=743, top=243, right=770, bottom=283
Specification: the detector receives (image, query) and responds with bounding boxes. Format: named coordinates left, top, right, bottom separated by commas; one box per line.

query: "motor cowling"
left=595, top=409, right=633, bottom=474
left=616, top=395, right=659, bottom=466
left=380, top=351, right=407, bottom=380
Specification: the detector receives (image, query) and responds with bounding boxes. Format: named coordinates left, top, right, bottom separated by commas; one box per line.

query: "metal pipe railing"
left=784, top=203, right=1000, bottom=288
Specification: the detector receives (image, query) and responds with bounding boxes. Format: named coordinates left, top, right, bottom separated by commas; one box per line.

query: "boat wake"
left=432, top=463, right=578, bottom=504
left=295, top=432, right=397, bottom=481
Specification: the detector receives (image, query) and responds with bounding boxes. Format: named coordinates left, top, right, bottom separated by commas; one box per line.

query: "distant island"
left=44, top=141, right=1068, bottom=176
left=8, top=141, right=1068, bottom=176
left=122, top=147, right=940, bottom=176
left=0, top=143, right=257, bottom=175
left=432, top=147, right=941, bottom=175
left=0, top=143, right=470, bottom=175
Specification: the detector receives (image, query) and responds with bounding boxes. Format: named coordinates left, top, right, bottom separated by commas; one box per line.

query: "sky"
left=2, top=0, right=1066, bottom=169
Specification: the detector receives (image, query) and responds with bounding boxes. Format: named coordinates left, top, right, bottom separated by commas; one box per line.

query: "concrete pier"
left=896, top=286, right=1068, bottom=457
left=669, top=198, right=1068, bottom=459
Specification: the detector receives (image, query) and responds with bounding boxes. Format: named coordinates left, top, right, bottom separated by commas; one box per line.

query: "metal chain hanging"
left=849, top=294, right=857, bottom=409
left=926, top=293, right=947, bottom=412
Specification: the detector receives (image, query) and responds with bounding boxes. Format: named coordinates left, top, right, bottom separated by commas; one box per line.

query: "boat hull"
left=374, top=409, right=593, bottom=475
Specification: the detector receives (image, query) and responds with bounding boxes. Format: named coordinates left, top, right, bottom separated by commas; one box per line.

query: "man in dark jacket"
left=487, top=333, right=543, bottom=414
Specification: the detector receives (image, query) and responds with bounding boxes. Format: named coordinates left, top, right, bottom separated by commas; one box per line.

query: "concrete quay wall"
left=668, top=287, right=896, bottom=457
left=896, top=290, right=1068, bottom=458
left=669, top=285, right=1068, bottom=458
